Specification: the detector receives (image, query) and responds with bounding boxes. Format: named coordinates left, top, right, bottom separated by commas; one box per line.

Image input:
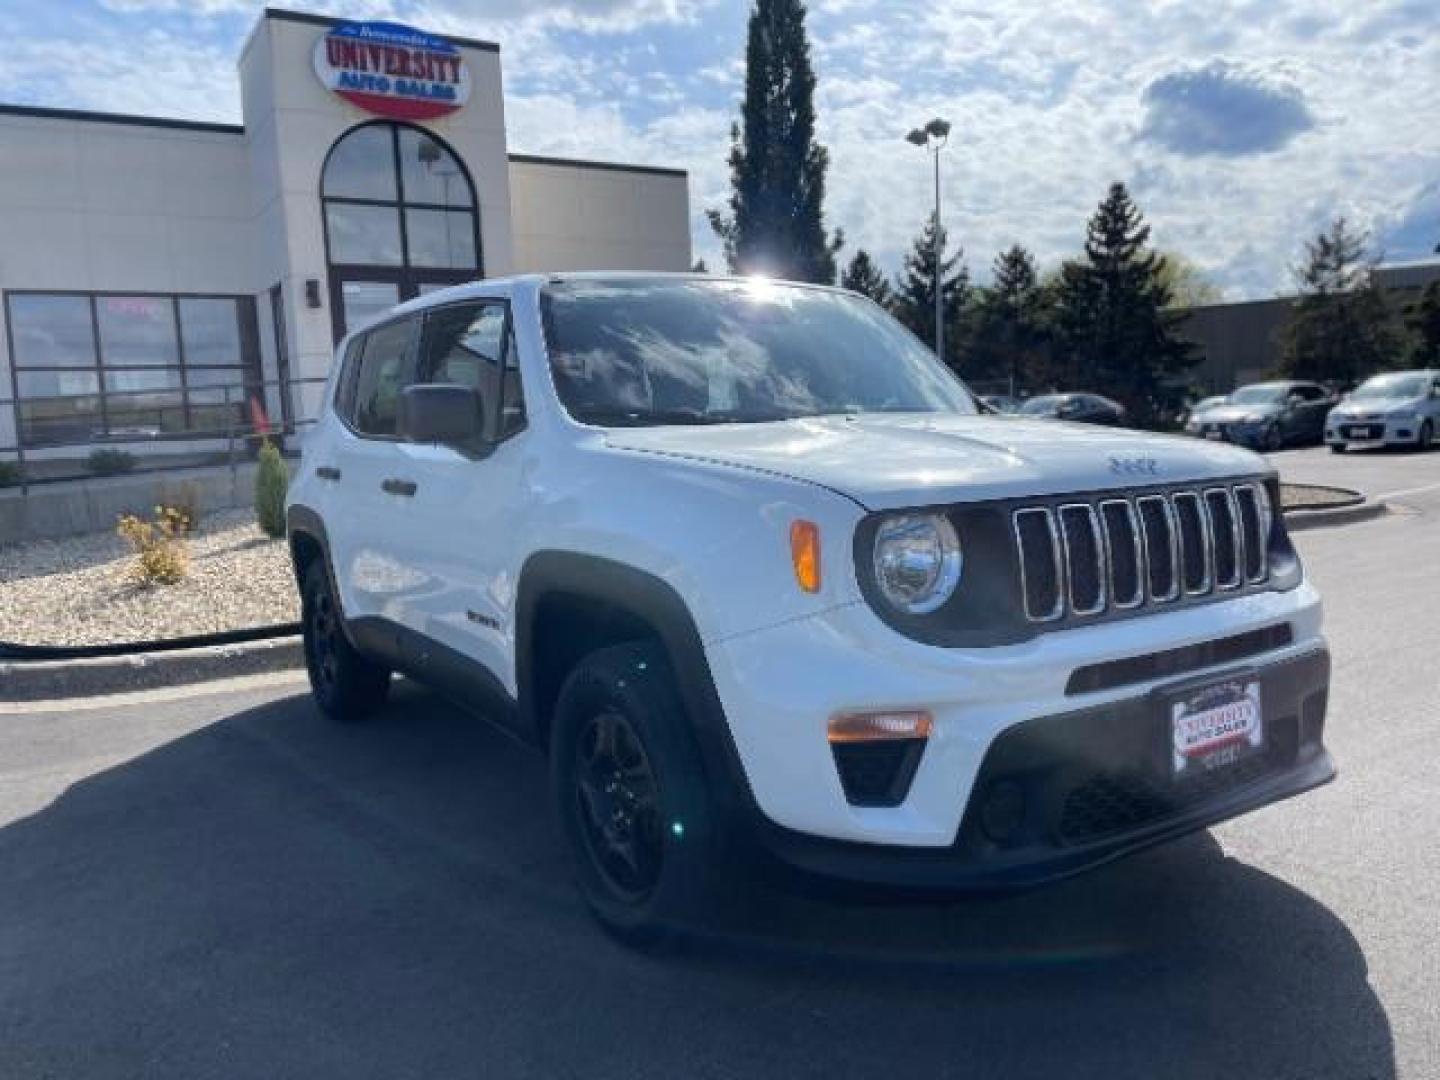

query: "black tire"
left=1419, top=421, right=1434, bottom=452
left=301, top=560, right=390, bottom=722
left=1262, top=424, right=1283, bottom=452
left=551, top=641, right=728, bottom=942
left=1329, top=443, right=1347, bottom=454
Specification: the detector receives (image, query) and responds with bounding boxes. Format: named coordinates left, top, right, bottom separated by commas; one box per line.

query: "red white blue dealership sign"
left=313, top=21, right=471, bottom=121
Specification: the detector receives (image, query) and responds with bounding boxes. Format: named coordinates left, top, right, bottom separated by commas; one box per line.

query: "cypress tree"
left=1054, top=183, right=1197, bottom=424
left=893, top=212, right=969, bottom=368
left=840, top=249, right=893, bottom=306
left=706, top=0, right=843, bottom=283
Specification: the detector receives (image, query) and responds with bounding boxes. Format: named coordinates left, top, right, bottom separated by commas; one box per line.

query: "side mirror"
left=398, top=383, right=485, bottom=446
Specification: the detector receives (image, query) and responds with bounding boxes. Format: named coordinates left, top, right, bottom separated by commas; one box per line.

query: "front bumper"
left=702, top=583, right=1331, bottom=887
left=1327, top=418, right=1422, bottom=446
left=753, top=648, right=1331, bottom=889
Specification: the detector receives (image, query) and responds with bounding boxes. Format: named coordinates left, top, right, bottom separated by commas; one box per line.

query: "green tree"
left=706, top=0, right=843, bottom=283
left=970, top=245, right=1054, bottom=391
left=1278, top=218, right=1404, bottom=383
left=892, top=212, right=969, bottom=368
left=1155, top=250, right=1223, bottom=310
left=1404, top=279, right=1440, bottom=367
left=1053, top=183, right=1198, bottom=424
left=839, top=248, right=893, bottom=306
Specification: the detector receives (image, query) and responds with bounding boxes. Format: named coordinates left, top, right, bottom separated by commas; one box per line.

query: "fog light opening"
left=980, top=779, right=1027, bottom=845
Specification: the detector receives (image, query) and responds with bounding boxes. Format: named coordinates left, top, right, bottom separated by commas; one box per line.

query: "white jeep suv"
left=287, top=274, right=1334, bottom=937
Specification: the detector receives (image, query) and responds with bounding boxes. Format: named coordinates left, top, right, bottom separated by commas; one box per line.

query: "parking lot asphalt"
left=1, top=448, right=1437, bottom=1079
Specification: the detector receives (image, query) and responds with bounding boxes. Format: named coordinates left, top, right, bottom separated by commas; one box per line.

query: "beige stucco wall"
left=508, top=157, right=691, bottom=274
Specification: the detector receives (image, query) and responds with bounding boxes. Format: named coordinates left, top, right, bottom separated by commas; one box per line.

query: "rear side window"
left=351, top=317, right=416, bottom=437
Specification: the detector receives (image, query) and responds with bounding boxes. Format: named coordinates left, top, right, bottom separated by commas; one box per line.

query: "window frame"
left=320, top=121, right=484, bottom=344
left=3, top=288, right=261, bottom=448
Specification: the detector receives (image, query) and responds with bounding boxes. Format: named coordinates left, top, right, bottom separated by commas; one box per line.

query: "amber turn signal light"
left=790, top=520, right=821, bottom=593
left=827, top=710, right=934, bottom=743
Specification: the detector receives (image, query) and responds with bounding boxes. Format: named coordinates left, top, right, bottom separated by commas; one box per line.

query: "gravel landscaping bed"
left=1280, top=482, right=1364, bottom=511
left=0, top=509, right=298, bottom=647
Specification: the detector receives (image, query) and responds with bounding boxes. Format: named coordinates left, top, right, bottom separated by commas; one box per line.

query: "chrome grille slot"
left=1205, top=488, right=1243, bottom=589
left=1010, top=480, right=1270, bottom=625
left=1171, top=492, right=1211, bottom=595
left=1233, top=485, right=1267, bottom=582
left=1059, top=504, right=1106, bottom=615
left=1099, top=500, right=1143, bottom=609
left=1013, top=508, right=1064, bottom=622
left=1135, top=495, right=1179, bottom=602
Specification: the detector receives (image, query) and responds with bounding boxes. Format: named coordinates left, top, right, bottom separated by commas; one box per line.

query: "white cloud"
left=6, top=0, right=1438, bottom=296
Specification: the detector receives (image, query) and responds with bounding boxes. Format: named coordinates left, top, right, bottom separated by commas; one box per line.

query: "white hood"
left=605, top=413, right=1268, bottom=510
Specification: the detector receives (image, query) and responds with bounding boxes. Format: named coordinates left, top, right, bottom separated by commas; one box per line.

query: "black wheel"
left=1419, top=420, right=1434, bottom=452
left=1329, top=442, right=1347, bottom=454
left=301, top=560, right=390, bottom=721
left=551, top=641, right=726, bottom=942
left=1262, top=424, right=1283, bottom=452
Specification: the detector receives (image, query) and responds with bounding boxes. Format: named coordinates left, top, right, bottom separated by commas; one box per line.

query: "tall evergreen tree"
left=970, top=245, right=1053, bottom=391
left=1406, top=279, right=1440, bottom=367
left=840, top=248, right=892, bottom=306
left=893, top=212, right=969, bottom=368
left=1279, top=218, right=1404, bottom=383
left=1054, top=183, right=1197, bottom=424
left=706, top=0, right=843, bottom=283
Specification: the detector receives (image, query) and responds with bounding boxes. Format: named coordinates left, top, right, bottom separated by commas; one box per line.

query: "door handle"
left=316, top=466, right=341, bottom=481
left=381, top=478, right=417, bottom=497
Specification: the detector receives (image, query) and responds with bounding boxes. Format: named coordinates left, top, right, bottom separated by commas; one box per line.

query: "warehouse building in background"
left=0, top=8, right=692, bottom=480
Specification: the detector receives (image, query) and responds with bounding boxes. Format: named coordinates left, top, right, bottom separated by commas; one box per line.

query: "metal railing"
left=0, top=376, right=329, bottom=494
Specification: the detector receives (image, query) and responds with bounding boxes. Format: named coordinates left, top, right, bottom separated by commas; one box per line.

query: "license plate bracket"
left=1165, top=675, right=1264, bottom=781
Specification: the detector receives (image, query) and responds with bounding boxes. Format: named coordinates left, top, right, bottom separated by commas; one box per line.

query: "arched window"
left=321, top=122, right=481, bottom=339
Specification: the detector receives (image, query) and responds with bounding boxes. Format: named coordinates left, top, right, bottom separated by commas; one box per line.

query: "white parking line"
left=1375, top=480, right=1440, bottom=501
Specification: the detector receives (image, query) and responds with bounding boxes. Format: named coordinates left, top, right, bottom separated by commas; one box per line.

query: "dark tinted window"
left=351, top=318, right=416, bottom=437
left=542, top=279, right=975, bottom=426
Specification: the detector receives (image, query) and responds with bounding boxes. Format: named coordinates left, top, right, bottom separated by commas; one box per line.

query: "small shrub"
left=154, top=480, right=202, bottom=534
left=255, top=440, right=289, bottom=539
left=88, top=448, right=136, bottom=476
left=117, top=506, right=191, bottom=586
left=0, top=460, right=20, bottom=488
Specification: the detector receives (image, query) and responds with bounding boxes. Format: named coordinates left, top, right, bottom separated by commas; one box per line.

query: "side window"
left=416, top=301, right=526, bottom=440
left=334, top=336, right=365, bottom=421
left=351, top=317, right=416, bottom=437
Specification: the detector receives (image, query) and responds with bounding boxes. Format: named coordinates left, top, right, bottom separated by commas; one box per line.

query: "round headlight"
left=872, top=513, right=962, bottom=614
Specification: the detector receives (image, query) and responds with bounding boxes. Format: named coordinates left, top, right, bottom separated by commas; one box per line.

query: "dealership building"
left=0, top=8, right=692, bottom=477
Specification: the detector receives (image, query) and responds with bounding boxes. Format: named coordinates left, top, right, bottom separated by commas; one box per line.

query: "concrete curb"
left=0, top=635, right=304, bottom=704
left=1283, top=498, right=1388, bottom=532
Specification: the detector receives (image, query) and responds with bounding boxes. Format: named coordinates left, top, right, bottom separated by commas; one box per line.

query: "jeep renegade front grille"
left=1012, top=483, right=1269, bottom=623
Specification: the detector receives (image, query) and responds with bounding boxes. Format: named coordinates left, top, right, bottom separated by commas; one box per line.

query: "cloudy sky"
left=2, top=0, right=1437, bottom=298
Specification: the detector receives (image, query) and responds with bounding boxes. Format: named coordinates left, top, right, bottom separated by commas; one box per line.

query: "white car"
left=1325, top=370, right=1440, bottom=452
left=287, top=274, right=1334, bottom=939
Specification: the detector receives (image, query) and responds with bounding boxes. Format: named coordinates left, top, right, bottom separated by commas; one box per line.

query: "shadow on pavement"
left=0, top=682, right=1394, bottom=1079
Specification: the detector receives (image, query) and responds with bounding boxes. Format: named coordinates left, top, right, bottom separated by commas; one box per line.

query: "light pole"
left=906, top=117, right=951, bottom=365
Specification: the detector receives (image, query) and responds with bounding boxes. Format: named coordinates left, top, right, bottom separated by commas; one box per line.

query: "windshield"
left=1350, top=374, right=1428, bottom=399
left=541, top=278, right=977, bottom=426
left=1019, top=395, right=1064, bottom=414
left=1230, top=385, right=1287, bottom=405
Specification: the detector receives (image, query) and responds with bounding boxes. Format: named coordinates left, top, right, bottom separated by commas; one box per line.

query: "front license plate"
left=1170, top=679, right=1263, bottom=780
left=1348, top=426, right=1377, bottom=440
left=1204, top=429, right=1223, bottom=440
